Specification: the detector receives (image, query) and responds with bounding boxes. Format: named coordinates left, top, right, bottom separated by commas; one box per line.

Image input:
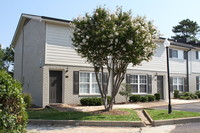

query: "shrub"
left=140, top=96, right=148, bottom=102
left=129, top=95, right=141, bottom=102
left=180, top=96, right=192, bottom=100
left=146, top=95, right=155, bottom=102
left=80, top=97, right=102, bottom=106
left=0, top=70, right=27, bottom=132
left=174, top=90, right=179, bottom=98
left=23, top=93, right=32, bottom=109
left=195, top=91, right=200, bottom=98
left=194, top=94, right=198, bottom=99
left=154, top=93, right=160, bottom=101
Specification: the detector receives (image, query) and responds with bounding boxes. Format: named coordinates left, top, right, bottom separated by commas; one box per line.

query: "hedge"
left=0, top=70, right=27, bottom=133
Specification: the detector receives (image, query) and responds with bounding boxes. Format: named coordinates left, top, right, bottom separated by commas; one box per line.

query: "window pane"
left=172, top=50, right=178, bottom=58
left=91, top=84, right=100, bottom=93
left=140, top=75, right=146, bottom=83
left=130, top=75, right=138, bottom=83
left=80, top=73, right=90, bottom=82
left=92, top=73, right=102, bottom=83
left=173, top=78, right=177, bottom=84
left=179, top=85, right=183, bottom=92
left=80, top=84, right=89, bottom=93
left=140, top=85, right=147, bottom=93
left=178, top=78, right=183, bottom=85
left=131, top=85, right=138, bottom=93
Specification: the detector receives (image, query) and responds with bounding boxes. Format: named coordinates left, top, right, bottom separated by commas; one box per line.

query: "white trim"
left=130, top=74, right=148, bottom=94
left=172, top=77, right=184, bottom=92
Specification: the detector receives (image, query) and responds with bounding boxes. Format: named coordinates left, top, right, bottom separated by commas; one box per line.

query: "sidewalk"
left=51, top=99, right=200, bottom=112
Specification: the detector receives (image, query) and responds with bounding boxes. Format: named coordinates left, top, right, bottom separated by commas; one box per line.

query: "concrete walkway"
left=52, top=99, right=200, bottom=112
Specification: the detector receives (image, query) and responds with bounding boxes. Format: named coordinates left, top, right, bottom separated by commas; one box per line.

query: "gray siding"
left=14, top=19, right=45, bottom=107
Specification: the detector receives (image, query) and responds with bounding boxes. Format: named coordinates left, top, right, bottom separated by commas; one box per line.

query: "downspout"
left=186, top=48, right=191, bottom=92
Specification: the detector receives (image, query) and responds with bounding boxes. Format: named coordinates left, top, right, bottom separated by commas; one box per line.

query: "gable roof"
left=11, top=13, right=71, bottom=47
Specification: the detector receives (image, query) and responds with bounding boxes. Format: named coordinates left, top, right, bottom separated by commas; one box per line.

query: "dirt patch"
left=91, top=109, right=130, bottom=115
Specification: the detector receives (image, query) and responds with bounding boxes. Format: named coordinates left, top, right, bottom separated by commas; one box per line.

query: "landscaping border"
left=28, top=119, right=145, bottom=127
left=143, top=110, right=200, bottom=126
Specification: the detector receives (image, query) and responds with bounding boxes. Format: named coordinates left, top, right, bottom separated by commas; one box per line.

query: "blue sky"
left=1, top=0, right=200, bottom=48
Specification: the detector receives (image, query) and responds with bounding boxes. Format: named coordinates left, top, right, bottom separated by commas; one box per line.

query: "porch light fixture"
left=164, top=38, right=172, bottom=114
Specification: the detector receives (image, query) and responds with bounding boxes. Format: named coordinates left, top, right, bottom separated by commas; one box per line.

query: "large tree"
left=72, top=7, right=159, bottom=110
left=172, top=19, right=200, bottom=41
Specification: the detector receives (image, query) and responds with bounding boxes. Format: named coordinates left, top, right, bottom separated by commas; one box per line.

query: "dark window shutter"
left=169, top=49, right=172, bottom=58
left=147, top=75, right=152, bottom=94
left=126, top=74, right=130, bottom=83
left=73, top=71, right=79, bottom=95
left=184, top=77, right=188, bottom=92
left=102, top=73, right=108, bottom=94
left=197, top=76, right=199, bottom=90
left=184, top=51, right=187, bottom=59
left=170, top=77, right=173, bottom=92
left=196, top=51, right=199, bottom=59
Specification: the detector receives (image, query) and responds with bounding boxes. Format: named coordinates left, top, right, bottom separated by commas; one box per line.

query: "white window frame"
left=170, top=49, right=184, bottom=59
left=173, top=77, right=184, bottom=92
left=79, top=72, right=101, bottom=95
left=130, top=74, right=147, bottom=94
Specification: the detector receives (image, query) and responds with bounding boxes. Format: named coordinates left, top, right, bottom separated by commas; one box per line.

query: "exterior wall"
left=45, top=23, right=91, bottom=67
left=14, top=31, right=23, bottom=82
left=128, top=42, right=167, bottom=72
left=14, top=19, right=46, bottom=107
left=42, top=65, right=168, bottom=105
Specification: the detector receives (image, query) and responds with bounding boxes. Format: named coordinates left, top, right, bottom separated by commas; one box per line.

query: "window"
left=79, top=72, right=101, bottom=94
left=173, top=77, right=184, bottom=92
left=130, top=75, right=147, bottom=93
left=169, top=49, right=184, bottom=59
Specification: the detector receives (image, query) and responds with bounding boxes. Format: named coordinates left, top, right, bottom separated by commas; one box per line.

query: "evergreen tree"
left=172, top=19, right=200, bottom=41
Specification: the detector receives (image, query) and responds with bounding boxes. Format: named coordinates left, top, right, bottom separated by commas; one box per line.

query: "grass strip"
left=146, top=109, right=200, bottom=120
left=27, top=108, right=141, bottom=121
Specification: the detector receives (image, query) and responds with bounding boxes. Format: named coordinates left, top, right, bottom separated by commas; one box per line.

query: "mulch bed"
left=90, top=109, right=130, bottom=115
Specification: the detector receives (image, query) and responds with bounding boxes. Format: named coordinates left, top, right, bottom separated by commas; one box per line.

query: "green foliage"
left=154, top=93, right=160, bottom=101
left=0, top=70, right=27, bottom=133
left=195, top=91, right=200, bottom=98
left=0, top=45, right=14, bottom=74
left=119, top=83, right=132, bottom=103
left=72, top=6, right=159, bottom=110
left=129, top=95, right=141, bottom=102
left=80, top=97, right=103, bottom=106
left=146, top=95, right=155, bottom=102
left=23, top=93, right=32, bottom=109
left=178, top=92, right=198, bottom=100
left=174, top=90, right=179, bottom=98
left=140, top=96, right=148, bottom=102
left=172, top=19, right=200, bottom=41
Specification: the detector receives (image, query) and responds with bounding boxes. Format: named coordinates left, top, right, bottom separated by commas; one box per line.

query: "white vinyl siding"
left=128, top=42, right=167, bottom=72
left=45, top=23, right=91, bottom=66
left=130, top=74, right=147, bottom=94
left=173, top=77, right=184, bottom=92
left=79, top=72, right=101, bottom=95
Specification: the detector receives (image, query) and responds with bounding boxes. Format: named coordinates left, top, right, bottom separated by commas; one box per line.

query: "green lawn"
left=27, top=108, right=140, bottom=121
left=146, top=109, right=200, bottom=120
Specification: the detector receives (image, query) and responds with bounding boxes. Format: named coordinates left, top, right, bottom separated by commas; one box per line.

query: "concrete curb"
left=142, top=110, right=200, bottom=126
left=28, top=119, right=145, bottom=127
